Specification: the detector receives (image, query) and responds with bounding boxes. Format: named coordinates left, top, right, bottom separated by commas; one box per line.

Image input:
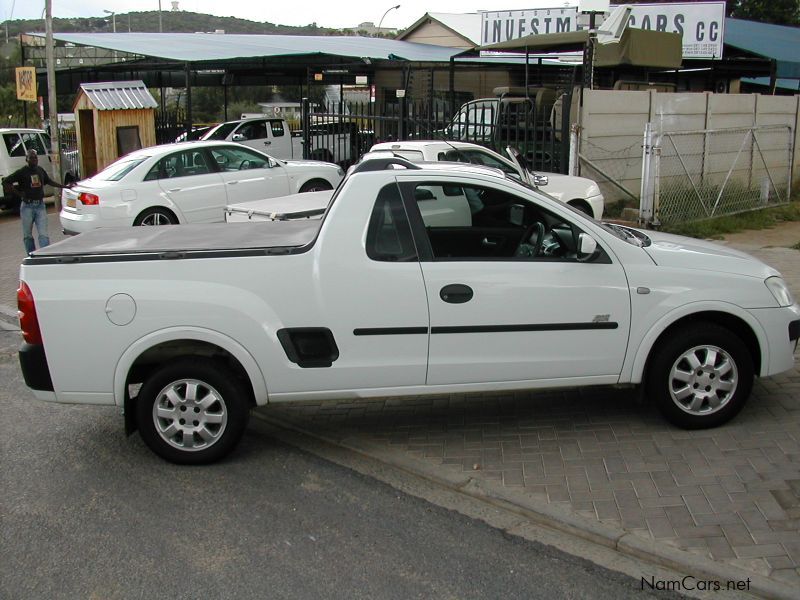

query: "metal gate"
left=640, top=124, right=794, bottom=226
left=298, top=89, right=572, bottom=174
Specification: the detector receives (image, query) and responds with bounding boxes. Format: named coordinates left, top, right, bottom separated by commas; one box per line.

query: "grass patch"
left=661, top=199, right=800, bottom=239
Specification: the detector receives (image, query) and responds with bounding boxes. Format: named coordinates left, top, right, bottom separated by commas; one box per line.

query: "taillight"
left=17, top=281, right=43, bottom=345
left=79, top=192, right=99, bottom=205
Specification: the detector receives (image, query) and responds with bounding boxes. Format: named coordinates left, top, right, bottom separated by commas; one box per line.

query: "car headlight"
left=766, top=276, right=795, bottom=307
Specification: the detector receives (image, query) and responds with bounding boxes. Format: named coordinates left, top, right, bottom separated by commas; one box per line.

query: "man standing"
left=2, top=149, right=73, bottom=255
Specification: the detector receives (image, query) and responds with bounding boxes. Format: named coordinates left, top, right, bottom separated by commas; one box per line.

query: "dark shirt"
left=4, top=164, right=54, bottom=202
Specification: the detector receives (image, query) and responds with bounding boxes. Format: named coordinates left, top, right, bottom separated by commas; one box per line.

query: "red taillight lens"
left=17, top=281, right=43, bottom=345
left=79, top=192, right=99, bottom=205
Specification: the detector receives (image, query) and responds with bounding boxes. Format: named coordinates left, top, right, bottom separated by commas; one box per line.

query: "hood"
left=281, top=160, right=339, bottom=170
left=642, top=229, right=778, bottom=279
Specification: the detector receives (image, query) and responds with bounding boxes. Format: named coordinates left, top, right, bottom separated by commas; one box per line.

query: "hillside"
left=2, top=10, right=352, bottom=37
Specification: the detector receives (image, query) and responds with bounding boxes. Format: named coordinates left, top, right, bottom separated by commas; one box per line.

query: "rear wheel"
left=135, top=358, right=250, bottom=464
left=134, top=207, right=177, bottom=226
left=299, top=179, right=333, bottom=193
left=646, top=323, right=753, bottom=429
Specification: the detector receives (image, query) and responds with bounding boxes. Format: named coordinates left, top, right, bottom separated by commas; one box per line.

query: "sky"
left=7, top=1, right=578, bottom=30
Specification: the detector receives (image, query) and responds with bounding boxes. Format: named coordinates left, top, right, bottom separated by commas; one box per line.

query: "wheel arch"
left=114, top=327, right=269, bottom=410
left=566, top=198, right=593, bottom=217
left=133, top=205, right=181, bottom=225
left=629, top=305, right=766, bottom=385
left=299, top=177, right=335, bottom=193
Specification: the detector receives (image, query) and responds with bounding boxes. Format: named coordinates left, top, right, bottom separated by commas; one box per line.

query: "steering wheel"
left=239, top=160, right=252, bottom=170
left=515, top=222, right=545, bottom=258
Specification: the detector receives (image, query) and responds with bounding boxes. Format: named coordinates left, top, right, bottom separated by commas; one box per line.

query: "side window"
left=209, top=146, right=269, bottom=171
left=143, top=150, right=212, bottom=180
left=366, top=183, right=417, bottom=262
left=413, top=181, right=584, bottom=261
left=3, top=133, right=24, bottom=157
left=465, top=150, right=517, bottom=175
left=269, top=120, right=285, bottom=137
left=21, top=132, right=46, bottom=155
left=237, top=121, right=267, bottom=140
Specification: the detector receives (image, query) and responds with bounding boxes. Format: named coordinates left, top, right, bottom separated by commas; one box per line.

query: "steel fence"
left=640, top=124, right=794, bottom=226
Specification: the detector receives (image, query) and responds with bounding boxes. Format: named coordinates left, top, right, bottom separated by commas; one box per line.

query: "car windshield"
left=92, top=157, right=148, bottom=181
left=202, top=122, right=239, bottom=141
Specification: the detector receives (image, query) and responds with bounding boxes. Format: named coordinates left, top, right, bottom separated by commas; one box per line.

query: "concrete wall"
left=578, top=90, right=799, bottom=206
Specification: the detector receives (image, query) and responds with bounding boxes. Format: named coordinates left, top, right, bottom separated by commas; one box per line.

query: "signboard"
left=16, top=67, right=37, bottom=102
left=480, top=2, right=725, bottom=59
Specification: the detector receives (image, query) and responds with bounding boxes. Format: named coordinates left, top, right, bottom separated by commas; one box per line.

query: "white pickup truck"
left=18, top=157, right=800, bottom=464
left=200, top=117, right=356, bottom=164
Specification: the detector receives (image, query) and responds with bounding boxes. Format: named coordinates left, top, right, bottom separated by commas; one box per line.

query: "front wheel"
left=135, top=358, right=250, bottom=464
left=646, top=323, right=753, bottom=429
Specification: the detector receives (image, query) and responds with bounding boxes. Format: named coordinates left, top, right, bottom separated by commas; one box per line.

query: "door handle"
left=264, top=141, right=272, bottom=145
left=481, top=237, right=498, bottom=247
left=167, top=188, right=182, bottom=193
left=440, top=284, right=473, bottom=304
left=227, top=180, right=238, bottom=185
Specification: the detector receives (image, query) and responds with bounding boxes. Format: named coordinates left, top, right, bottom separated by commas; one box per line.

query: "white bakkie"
left=18, top=156, right=800, bottom=465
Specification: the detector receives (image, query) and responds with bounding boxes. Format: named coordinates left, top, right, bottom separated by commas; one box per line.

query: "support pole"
left=45, top=0, right=62, bottom=209
left=184, top=62, right=192, bottom=138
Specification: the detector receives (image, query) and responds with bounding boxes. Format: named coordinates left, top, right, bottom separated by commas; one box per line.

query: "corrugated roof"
left=52, top=32, right=462, bottom=63
left=725, top=18, right=800, bottom=79
left=79, top=80, right=158, bottom=110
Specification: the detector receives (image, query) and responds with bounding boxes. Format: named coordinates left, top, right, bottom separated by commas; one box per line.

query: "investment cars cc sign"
left=480, top=1, right=725, bottom=59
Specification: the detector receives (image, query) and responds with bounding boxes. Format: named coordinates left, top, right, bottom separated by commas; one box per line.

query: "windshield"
left=92, top=157, right=148, bottom=181
left=202, top=122, right=239, bottom=141
left=600, top=222, right=651, bottom=247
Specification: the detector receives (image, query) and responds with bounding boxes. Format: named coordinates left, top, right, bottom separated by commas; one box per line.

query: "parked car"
left=200, top=117, right=361, bottom=164
left=0, top=128, right=80, bottom=212
left=173, top=125, right=216, bottom=143
left=59, top=141, right=343, bottom=234
left=368, top=140, right=604, bottom=219
left=20, top=156, right=800, bottom=463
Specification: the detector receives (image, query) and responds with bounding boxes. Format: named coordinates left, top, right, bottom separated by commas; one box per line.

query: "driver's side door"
left=208, top=145, right=290, bottom=203
left=402, top=177, right=631, bottom=386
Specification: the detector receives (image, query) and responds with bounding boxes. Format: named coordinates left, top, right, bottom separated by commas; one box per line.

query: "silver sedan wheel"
left=140, top=212, right=172, bottom=226
left=668, top=344, right=738, bottom=415
left=152, top=379, right=228, bottom=451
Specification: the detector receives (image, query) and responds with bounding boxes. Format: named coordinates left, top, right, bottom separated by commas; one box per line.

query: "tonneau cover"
left=31, top=220, right=321, bottom=258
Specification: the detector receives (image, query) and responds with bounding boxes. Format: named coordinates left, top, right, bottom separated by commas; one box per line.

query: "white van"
left=0, top=128, right=79, bottom=212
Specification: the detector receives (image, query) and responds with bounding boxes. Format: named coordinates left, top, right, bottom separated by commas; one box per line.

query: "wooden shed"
left=73, top=80, right=157, bottom=177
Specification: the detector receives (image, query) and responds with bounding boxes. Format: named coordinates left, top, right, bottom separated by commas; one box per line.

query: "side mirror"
left=231, top=133, right=245, bottom=142
left=533, top=174, right=548, bottom=187
left=577, top=233, right=600, bottom=262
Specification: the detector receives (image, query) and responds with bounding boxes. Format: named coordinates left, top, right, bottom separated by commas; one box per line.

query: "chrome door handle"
left=227, top=180, right=238, bottom=185
left=167, top=188, right=182, bottom=192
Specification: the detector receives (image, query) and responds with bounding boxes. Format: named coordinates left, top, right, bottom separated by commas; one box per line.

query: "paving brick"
left=706, top=536, right=736, bottom=560
left=733, top=544, right=789, bottom=559
left=646, top=517, right=675, bottom=539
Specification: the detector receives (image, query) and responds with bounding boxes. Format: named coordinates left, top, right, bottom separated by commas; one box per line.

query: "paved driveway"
left=1, top=208, right=798, bottom=595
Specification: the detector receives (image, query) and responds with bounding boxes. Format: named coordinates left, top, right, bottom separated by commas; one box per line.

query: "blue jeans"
left=20, top=201, right=50, bottom=255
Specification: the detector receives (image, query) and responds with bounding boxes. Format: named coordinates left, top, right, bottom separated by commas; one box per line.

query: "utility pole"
left=45, top=0, right=62, bottom=211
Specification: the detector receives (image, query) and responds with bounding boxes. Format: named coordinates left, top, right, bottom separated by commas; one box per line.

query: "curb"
left=253, top=410, right=797, bottom=600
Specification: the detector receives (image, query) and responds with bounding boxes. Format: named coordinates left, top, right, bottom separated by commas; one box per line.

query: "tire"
left=299, top=179, right=334, bottom=193
left=134, top=207, right=177, bottom=226
left=135, top=358, right=250, bottom=464
left=646, top=323, right=753, bottom=429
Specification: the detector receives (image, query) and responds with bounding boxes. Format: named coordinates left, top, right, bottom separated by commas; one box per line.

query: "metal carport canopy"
left=50, top=32, right=463, bottom=63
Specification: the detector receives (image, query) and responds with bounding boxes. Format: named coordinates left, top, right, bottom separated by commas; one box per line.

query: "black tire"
left=135, top=358, right=250, bottom=464
left=299, top=179, right=334, bottom=193
left=646, top=323, right=753, bottom=429
left=133, top=207, right=177, bottom=226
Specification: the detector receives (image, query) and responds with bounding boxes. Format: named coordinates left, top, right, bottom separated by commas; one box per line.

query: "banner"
left=16, top=67, right=37, bottom=102
left=480, top=2, right=726, bottom=59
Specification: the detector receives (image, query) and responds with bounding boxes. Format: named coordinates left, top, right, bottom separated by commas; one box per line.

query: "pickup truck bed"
left=30, top=221, right=321, bottom=261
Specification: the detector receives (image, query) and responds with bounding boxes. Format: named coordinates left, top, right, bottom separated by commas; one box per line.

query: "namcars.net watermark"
left=641, top=575, right=751, bottom=592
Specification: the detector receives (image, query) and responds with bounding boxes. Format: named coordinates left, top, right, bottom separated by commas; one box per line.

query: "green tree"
left=729, top=0, right=800, bottom=25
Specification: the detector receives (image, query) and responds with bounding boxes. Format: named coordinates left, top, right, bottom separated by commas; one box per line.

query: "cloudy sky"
left=8, top=1, right=577, bottom=30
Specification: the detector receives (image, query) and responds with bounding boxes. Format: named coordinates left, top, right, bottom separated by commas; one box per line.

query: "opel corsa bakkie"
left=18, top=157, right=800, bottom=464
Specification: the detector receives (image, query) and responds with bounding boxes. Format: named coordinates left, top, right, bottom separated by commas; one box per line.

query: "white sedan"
left=368, top=140, right=604, bottom=219
left=60, top=141, right=343, bottom=233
